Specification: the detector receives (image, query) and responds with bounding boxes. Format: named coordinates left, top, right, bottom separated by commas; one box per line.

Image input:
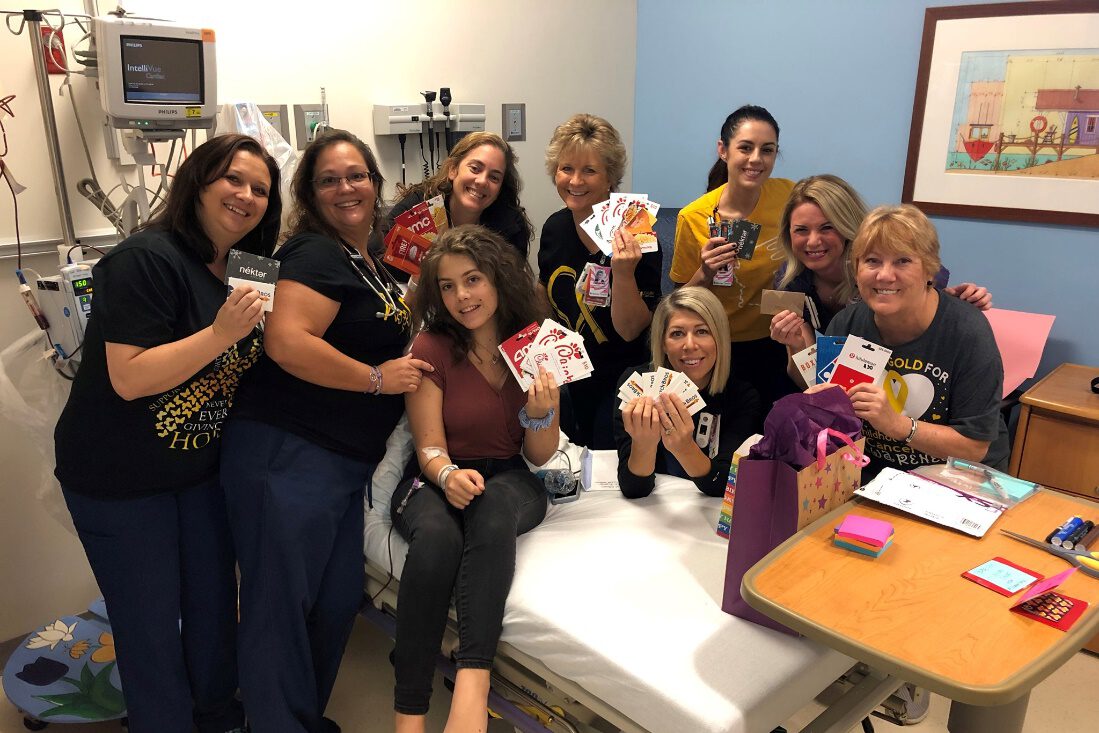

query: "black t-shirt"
left=54, top=229, right=263, bottom=499
left=230, top=233, right=409, bottom=462
left=537, top=207, right=662, bottom=382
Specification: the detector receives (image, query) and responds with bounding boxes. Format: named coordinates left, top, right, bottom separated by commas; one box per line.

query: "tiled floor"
left=2, top=614, right=1097, bottom=732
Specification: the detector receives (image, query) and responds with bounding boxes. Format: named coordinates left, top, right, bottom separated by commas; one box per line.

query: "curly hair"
left=141, top=133, right=282, bottom=260
left=544, top=113, right=627, bottom=191
left=412, top=224, right=548, bottom=364
left=391, top=132, right=532, bottom=254
left=775, top=174, right=869, bottom=306
left=286, top=129, right=384, bottom=243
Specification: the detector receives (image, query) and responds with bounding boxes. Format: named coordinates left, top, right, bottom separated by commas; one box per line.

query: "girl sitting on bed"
left=390, top=224, right=558, bottom=733
left=614, top=286, right=763, bottom=499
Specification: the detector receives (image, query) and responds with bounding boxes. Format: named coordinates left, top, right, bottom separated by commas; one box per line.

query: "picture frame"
left=902, top=1, right=1099, bottom=227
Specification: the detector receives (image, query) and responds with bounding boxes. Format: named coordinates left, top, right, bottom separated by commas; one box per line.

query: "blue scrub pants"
left=221, top=418, right=372, bottom=733
left=62, top=477, right=244, bottom=733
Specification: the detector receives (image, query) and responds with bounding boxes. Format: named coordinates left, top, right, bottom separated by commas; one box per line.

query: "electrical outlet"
left=502, top=103, right=525, bottom=142
left=293, top=104, right=325, bottom=150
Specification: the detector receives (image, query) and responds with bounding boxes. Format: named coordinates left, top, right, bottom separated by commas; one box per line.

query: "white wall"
left=0, top=0, right=637, bottom=638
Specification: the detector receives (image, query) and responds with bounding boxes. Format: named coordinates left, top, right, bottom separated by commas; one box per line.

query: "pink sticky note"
left=835, top=514, right=894, bottom=547
left=983, top=309, right=1055, bottom=398
left=1011, top=567, right=1076, bottom=608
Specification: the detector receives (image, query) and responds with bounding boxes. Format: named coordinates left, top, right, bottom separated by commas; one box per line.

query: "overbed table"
left=741, top=490, right=1099, bottom=733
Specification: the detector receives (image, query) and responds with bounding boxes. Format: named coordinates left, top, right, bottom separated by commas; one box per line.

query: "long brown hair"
left=391, top=132, right=532, bottom=254
left=412, top=224, right=548, bottom=363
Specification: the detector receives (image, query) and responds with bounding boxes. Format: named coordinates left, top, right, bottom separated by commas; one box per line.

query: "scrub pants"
left=729, top=336, right=797, bottom=419
left=62, top=478, right=244, bottom=733
left=389, top=455, right=547, bottom=714
left=221, top=419, right=372, bottom=733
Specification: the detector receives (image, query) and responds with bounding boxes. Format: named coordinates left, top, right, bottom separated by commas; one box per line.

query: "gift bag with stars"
left=720, top=390, right=867, bottom=634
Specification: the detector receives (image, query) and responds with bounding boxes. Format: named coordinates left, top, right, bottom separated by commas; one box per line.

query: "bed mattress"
left=364, top=474, right=853, bottom=733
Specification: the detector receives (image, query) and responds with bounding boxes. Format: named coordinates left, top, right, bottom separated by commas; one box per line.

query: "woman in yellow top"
left=670, top=104, right=795, bottom=408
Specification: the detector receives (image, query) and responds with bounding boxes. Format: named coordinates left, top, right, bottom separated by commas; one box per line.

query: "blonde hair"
left=544, top=113, right=627, bottom=190
left=776, top=174, right=868, bottom=305
left=850, top=204, right=942, bottom=281
left=649, top=287, right=731, bottom=393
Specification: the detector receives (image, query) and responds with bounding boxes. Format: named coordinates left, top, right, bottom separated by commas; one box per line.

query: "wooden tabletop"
left=742, top=491, right=1099, bottom=706
left=1020, top=363, right=1099, bottom=422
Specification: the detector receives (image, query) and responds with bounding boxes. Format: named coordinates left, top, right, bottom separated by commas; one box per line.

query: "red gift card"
left=1009, top=567, right=1088, bottom=631
left=382, top=225, right=433, bottom=276
left=497, top=322, right=540, bottom=389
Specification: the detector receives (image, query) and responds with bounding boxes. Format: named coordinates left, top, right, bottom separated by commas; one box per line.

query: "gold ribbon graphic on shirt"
left=547, top=265, right=607, bottom=344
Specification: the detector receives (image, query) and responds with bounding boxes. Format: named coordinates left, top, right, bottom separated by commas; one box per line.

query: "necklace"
left=341, top=242, right=411, bottom=331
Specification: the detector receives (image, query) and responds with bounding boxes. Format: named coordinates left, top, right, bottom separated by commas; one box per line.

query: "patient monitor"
left=94, top=15, right=217, bottom=132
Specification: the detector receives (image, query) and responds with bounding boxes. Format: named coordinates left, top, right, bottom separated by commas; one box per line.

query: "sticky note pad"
left=835, top=514, right=894, bottom=548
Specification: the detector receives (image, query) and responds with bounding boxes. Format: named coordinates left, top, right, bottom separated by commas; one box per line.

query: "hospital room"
left=2, top=0, right=1098, bottom=731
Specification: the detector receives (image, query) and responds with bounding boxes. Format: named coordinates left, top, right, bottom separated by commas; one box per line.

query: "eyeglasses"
left=313, top=171, right=374, bottom=190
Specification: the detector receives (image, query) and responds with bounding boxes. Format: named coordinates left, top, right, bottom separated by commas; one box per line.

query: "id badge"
left=583, top=264, right=611, bottom=307
left=695, top=413, right=720, bottom=458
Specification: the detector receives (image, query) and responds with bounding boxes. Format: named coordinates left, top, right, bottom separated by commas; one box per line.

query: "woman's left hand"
left=657, top=393, right=694, bottom=453
left=609, top=228, right=642, bottom=278
left=944, top=282, right=992, bottom=310
left=526, top=366, right=560, bottom=421
left=846, top=383, right=909, bottom=439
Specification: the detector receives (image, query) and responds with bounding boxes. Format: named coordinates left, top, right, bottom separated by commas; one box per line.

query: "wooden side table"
left=1008, top=362, right=1099, bottom=653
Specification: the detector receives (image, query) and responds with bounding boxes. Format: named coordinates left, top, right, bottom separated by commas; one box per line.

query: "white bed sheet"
left=364, top=470, right=853, bottom=733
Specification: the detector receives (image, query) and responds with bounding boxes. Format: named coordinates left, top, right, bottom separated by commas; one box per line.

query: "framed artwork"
left=902, top=1, right=1099, bottom=227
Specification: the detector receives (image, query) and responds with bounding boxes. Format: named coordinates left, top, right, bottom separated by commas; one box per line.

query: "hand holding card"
left=226, top=250, right=280, bottom=312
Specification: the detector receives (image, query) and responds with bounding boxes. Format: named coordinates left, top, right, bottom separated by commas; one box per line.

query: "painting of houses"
left=947, top=51, right=1099, bottom=178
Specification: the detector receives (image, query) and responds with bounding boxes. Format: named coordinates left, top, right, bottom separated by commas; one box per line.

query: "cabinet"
left=1008, top=363, right=1099, bottom=654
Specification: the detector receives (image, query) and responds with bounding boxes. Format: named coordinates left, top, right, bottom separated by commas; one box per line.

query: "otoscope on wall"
left=440, top=87, right=452, bottom=154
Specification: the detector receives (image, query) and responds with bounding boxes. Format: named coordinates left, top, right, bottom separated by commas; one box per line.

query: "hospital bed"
left=362, top=421, right=858, bottom=733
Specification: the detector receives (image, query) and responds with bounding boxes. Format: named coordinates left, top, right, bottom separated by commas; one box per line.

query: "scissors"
left=1000, top=530, right=1099, bottom=580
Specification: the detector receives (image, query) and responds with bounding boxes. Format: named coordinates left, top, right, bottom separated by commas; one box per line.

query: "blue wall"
left=633, top=0, right=1099, bottom=379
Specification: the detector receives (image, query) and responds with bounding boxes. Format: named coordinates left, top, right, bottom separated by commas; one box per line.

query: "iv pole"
left=23, top=9, right=79, bottom=251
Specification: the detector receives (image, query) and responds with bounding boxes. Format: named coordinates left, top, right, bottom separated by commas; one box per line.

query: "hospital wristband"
left=903, top=417, right=919, bottom=444
left=436, top=463, right=459, bottom=489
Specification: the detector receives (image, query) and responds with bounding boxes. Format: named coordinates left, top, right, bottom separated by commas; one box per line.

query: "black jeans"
left=389, top=455, right=547, bottom=714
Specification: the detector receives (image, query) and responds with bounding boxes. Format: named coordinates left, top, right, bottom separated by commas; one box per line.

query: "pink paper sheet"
left=983, top=309, right=1056, bottom=397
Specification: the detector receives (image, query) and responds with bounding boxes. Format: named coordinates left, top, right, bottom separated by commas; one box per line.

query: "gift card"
left=226, top=250, right=279, bottom=312
left=962, top=557, right=1043, bottom=597
left=620, top=199, right=661, bottom=253
left=792, top=344, right=817, bottom=388
left=729, top=219, right=761, bottom=260
left=579, top=206, right=613, bottom=256
left=829, top=336, right=892, bottom=390
left=382, top=224, right=434, bottom=277
left=497, top=322, right=540, bottom=389
left=759, top=289, right=808, bottom=316
left=1010, top=568, right=1088, bottom=631
left=391, top=194, right=448, bottom=241
left=815, top=335, right=847, bottom=384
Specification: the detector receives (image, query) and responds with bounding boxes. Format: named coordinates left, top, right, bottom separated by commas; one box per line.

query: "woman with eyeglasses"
left=221, top=130, right=431, bottom=733
left=377, top=131, right=533, bottom=276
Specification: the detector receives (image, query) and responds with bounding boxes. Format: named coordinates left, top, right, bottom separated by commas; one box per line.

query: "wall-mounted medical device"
left=94, top=15, right=217, bottom=131
left=372, top=102, right=486, bottom=135
left=35, top=265, right=93, bottom=361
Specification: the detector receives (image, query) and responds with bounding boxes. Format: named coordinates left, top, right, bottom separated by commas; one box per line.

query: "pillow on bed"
left=368, top=415, right=584, bottom=517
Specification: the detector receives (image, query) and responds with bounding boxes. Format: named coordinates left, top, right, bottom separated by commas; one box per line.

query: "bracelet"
left=436, top=463, right=459, bottom=489
left=366, top=365, right=383, bottom=395
left=518, top=405, right=555, bottom=431
left=903, top=417, right=919, bottom=444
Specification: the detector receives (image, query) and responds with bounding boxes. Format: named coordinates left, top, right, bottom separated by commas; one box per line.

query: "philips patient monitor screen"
left=96, top=17, right=217, bottom=130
